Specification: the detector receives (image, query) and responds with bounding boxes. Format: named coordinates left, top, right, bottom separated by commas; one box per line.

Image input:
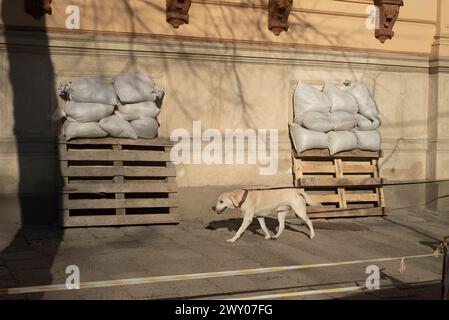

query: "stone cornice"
left=191, top=0, right=435, bottom=26
left=0, top=29, right=431, bottom=73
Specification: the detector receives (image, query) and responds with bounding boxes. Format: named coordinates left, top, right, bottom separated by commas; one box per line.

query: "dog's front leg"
left=226, top=216, right=252, bottom=243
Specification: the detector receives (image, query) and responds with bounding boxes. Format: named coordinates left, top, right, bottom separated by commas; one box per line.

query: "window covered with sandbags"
left=56, top=73, right=164, bottom=141
left=290, top=81, right=381, bottom=155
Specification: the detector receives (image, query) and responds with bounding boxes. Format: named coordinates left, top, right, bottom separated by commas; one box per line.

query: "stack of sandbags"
left=61, top=76, right=116, bottom=140
left=289, top=81, right=381, bottom=155
left=58, top=73, right=164, bottom=140
left=113, top=73, right=161, bottom=139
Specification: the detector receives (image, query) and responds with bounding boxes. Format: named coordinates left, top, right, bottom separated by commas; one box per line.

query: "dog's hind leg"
left=258, top=218, right=272, bottom=240
left=291, top=201, right=315, bottom=239
left=274, top=212, right=286, bottom=239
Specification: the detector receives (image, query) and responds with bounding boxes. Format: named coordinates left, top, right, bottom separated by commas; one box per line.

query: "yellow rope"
left=0, top=251, right=441, bottom=296
left=228, top=286, right=366, bottom=300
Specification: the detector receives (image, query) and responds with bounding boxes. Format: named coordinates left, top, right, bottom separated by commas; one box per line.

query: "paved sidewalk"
left=0, top=207, right=448, bottom=300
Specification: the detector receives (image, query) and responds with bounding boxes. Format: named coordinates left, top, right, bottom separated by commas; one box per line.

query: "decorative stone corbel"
left=24, top=0, right=53, bottom=19
left=374, top=0, right=404, bottom=43
left=268, top=0, right=293, bottom=36
left=166, top=0, right=192, bottom=28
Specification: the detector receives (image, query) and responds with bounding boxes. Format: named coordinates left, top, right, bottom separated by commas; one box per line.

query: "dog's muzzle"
left=211, top=206, right=226, bottom=214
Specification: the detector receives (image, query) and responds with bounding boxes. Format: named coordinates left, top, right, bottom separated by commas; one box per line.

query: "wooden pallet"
left=292, top=149, right=386, bottom=219
left=58, top=136, right=179, bottom=227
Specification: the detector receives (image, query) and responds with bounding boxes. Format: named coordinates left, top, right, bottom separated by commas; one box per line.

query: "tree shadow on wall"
left=0, top=0, right=62, bottom=299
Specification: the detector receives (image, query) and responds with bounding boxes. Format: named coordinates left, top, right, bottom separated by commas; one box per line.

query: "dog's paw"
left=264, top=235, right=271, bottom=240
left=226, top=238, right=236, bottom=243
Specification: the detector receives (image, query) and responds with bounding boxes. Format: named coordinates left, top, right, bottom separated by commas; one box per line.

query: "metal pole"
left=442, top=237, right=449, bottom=300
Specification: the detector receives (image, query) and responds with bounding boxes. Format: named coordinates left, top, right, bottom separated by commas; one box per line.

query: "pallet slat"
left=296, top=149, right=381, bottom=159
left=300, top=164, right=335, bottom=173
left=345, top=193, right=378, bottom=202
left=63, top=183, right=178, bottom=194
left=298, top=177, right=384, bottom=187
left=59, top=136, right=173, bottom=146
left=61, top=166, right=176, bottom=177
left=342, top=164, right=376, bottom=173
left=61, top=214, right=179, bottom=227
left=64, top=198, right=179, bottom=210
left=308, top=193, right=378, bottom=203
left=60, top=150, right=171, bottom=162
left=307, top=207, right=384, bottom=219
left=301, top=164, right=376, bottom=174
left=309, top=194, right=339, bottom=203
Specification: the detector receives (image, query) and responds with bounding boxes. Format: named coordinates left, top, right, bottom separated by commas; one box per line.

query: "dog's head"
left=211, top=190, right=246, bottom=215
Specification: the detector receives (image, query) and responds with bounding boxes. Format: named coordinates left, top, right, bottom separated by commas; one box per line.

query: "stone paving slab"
left=1, top=237, right=29, bottom=253
left=77, top=286, right=133, bottom=300
left=18, top=227, right=60, bottom=241
left=61, top=228, right=96, bottom=242
left=0, top=274, right=18, bottom=288
left=87, top=227, right=126, bottom=239
left=41, top=290, right=81, bottom=300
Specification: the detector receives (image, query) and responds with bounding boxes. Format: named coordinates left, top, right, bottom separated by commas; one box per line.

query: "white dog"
left=212, top=188, right=319, bottom=243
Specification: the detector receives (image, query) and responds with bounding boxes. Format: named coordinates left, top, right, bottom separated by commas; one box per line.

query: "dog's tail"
left=298, top=190, right=322, bottom=207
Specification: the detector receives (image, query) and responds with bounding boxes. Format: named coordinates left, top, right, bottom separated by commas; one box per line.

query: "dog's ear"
left=227, top=189, right=246, bottom=208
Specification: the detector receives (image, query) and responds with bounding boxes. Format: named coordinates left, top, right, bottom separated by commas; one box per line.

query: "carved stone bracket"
left=166, top=0, right=192, bottom=29
left=24, top=0, right=53, bottom=19
left=268, top=0, right=293, bottom=36
left=374, top=0, right=404, bottom=43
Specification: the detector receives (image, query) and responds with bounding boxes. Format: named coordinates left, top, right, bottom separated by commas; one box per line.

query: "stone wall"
left=0, top=0, right=448, bottom=224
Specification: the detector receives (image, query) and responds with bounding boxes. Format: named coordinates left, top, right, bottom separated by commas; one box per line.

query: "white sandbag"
left=115, top=101, right=160, bottom=121
left=289, top=122, right=329, bottom=154
left=328, top=131, right=358, bottom=155
left=64, top=101, right=114, bottom=123
left=99, top=115, right=138, bottom=139
left=63, top=121, right=108, bottom=141
left=113, top=73, right=156, bottom=104
left=323, top=81, right=358, bottom=114
left=347, top=83, right=378, bottom=120
left=293, top=81, right=331, bottom=118
left=296, top=111, right=333, bottom=133
left=130, top=117, right=159, bottom=139
left=354, top=130, right=381, bottom=151
left=330, top=111, right=357, bottom=131
left=355, top=114, right=381, bottom=131
left=68, top=76, right=118, bottom=106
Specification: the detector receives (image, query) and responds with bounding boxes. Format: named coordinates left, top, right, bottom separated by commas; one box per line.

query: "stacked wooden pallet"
left=292, top=149, right=386, bottom=219
left=58, top=136, right=179, bottom=227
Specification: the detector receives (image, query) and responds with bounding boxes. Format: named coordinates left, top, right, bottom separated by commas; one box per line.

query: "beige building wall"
left=0, top=0, right=448, bottom=223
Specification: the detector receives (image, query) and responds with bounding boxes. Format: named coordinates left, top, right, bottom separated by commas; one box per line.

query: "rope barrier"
left=229, top=280, right=443, bottom=300
left=0, top=250, right=442, bottom=296
left=227, top=183, right=449, bottom=214
left=383, top=178, right=449, bottom=186
left=240, top=178, right=449, bottom=191
left=228, top=286, right=366, bottom=300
